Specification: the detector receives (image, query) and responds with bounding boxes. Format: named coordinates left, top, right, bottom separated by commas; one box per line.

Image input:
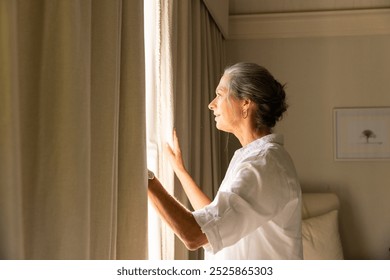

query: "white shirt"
left=193, top=134, right=303, bottom=260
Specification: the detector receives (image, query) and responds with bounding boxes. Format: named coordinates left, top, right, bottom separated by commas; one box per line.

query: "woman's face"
left=208, top=74, right=243, bottom=133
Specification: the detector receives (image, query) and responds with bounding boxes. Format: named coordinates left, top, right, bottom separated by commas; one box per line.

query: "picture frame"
left=333, top=107, right=390, bottom=161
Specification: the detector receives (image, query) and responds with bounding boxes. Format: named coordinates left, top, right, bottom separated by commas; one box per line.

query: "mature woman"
left=147, top=62, right=302, bottom=260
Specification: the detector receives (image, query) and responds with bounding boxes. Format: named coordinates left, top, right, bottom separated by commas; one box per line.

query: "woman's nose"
left=208, top=98, right=215, bottom=110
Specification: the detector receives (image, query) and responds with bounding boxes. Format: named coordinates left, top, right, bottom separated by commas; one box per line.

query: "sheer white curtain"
left=144, top=0, right=175, bottom=260
left=144, top=0, right=226, bottom=260
left=0, top=0, right=147, bottom=259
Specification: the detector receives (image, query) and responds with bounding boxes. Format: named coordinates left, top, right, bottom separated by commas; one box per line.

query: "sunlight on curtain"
left=144, top=0, right=162, bottom=260
left=144, top=0, right=175, bottom=260
left=144, top=0, right=226, bottom=260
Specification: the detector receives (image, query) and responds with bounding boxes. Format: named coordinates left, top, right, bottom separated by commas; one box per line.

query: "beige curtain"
left=167, top=0, right=227, bottom=259
left=0, top=0, right=147, bottom=259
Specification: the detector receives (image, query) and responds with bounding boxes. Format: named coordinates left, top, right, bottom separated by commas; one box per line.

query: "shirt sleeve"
left=193, top=154, right=294, bottom=254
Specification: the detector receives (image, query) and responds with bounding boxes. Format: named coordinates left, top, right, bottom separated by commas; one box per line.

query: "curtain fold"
left=0, top=0, right=147, bottom=260
left=169, top=0, right=226, bottom=259
left=0, top=0, right=24, bottom=259
left=116, top=0, right=148, bottom=260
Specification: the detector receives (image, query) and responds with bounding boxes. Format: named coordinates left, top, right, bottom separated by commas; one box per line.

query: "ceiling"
left=229, top=0, right=390, bottom=15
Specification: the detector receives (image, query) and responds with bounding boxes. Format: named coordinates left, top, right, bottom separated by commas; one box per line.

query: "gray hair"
left=224, top=62, right=288, bottom=129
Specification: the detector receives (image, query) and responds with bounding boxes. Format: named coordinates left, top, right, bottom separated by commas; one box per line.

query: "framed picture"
left=333, top=107, right=390, bottom=161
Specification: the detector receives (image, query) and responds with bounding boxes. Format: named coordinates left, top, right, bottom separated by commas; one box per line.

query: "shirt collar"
left=235, top=133, right=284, bottom=157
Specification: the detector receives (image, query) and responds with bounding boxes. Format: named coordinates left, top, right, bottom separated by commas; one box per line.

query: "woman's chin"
left=215, top=123, right=229, bottom=133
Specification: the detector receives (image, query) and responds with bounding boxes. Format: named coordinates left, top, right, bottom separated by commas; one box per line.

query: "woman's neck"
left=235, top=127, right=271, bottom=147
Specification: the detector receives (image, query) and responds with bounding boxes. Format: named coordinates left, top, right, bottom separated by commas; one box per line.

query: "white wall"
left=227, top=34, right=390, bottom=259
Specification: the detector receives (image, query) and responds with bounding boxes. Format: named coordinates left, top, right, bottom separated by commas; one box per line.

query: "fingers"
left=164, top=129, right=177, bottom=155
left=173, top=129, right=181, bottom=152
left=165, top=128, right=183, bottom=159
left=164, top=142, right=174, bottom=157
left=164, top=129, right=187, bottom=175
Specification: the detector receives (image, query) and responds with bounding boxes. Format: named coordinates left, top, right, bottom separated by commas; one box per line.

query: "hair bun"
left=224, top=62, right=288, bottom=129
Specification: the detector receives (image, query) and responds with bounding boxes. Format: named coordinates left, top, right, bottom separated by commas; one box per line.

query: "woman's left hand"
left=165, top=129, right=186, bottom=175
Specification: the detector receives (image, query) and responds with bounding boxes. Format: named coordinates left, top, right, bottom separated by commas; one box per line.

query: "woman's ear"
left=241, top=98, right=251, bottom=110
left=240, top=99, right=252, bottom=120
